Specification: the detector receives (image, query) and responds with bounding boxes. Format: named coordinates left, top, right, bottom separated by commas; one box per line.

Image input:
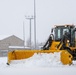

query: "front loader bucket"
left=7, top=50, right=73, bottom=65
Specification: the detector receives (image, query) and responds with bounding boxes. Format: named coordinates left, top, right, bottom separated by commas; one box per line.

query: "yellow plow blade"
left=7, top=50, right=73, bottom=65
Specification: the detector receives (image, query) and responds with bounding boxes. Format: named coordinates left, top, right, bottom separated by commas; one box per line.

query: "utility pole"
left=25, top=16, right=34, bottom=49
left=23, top=21, right=25, bottom=48
left=34, top=0, right=36, bottom=49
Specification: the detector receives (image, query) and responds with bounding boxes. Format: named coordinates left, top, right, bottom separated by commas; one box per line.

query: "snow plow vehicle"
left=7, top=24, right=76, bottom=65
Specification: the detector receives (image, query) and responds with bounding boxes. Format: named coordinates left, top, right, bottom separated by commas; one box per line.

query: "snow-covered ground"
left=0, top=52, right=76, bottom=75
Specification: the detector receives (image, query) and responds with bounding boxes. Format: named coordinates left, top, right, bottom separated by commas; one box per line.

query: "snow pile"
left=0, top=53, right=76, bottom=75
left=10, top=52, right=62, bottom=67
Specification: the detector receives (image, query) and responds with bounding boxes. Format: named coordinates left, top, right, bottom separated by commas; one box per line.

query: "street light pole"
left=25, top=16, right=34, bottom=49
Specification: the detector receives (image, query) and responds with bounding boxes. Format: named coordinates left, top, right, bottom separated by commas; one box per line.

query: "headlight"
left=67, top=40, right=69, bottom=43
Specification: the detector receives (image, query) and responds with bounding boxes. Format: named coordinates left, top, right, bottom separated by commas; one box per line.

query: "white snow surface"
left=0, top=52, right=76, bottom=75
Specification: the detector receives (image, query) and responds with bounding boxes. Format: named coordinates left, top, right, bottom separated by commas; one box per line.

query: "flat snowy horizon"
left=0, top=52, right=76, bottom=75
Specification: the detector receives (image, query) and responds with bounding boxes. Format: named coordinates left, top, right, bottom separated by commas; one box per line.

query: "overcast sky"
left=0, top=0, right=76, bottom=44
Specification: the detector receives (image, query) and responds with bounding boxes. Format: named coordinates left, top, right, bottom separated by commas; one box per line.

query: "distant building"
left=0, top=35, right=24, bottom=57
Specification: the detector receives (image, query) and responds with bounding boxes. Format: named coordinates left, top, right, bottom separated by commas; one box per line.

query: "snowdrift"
left=10, top=52, right=63, bottom=67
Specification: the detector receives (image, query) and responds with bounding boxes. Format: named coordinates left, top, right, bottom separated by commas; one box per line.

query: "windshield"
left=55, top=27, right=69, bottom=41
left=63, top=29, right=69, bottom=35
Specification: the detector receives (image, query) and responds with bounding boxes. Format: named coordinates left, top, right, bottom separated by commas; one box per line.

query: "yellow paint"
left=61, top=50, right=73, bottom=65
left=7, top=50, right=60, bottom=64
